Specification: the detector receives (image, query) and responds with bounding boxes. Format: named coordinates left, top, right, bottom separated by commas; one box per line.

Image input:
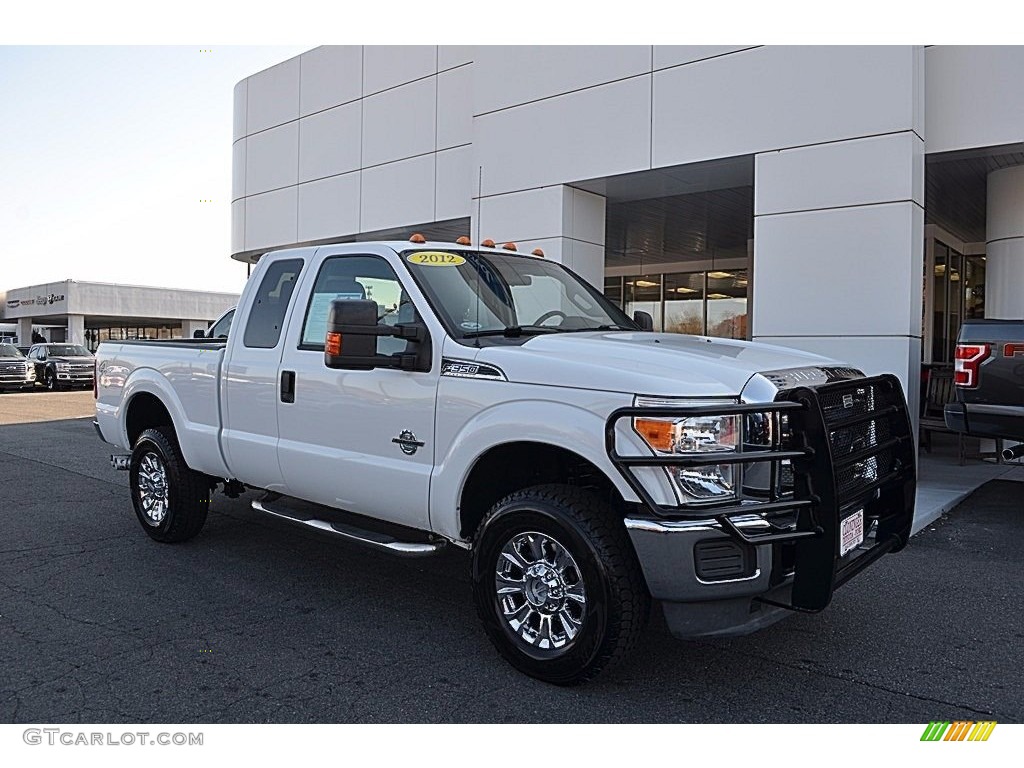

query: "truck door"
left=221, top=256, right=306, bottom=492
left=275, top=247, right=439, bottom=531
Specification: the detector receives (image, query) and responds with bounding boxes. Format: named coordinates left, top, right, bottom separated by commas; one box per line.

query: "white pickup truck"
left=94, top=238, right=917, bottom=684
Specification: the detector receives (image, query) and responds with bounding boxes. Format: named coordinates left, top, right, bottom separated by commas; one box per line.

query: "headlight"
left=56, top=363, right=70, bottom=371
left=633, top=397, right=740, bottom=503
left=26, top=366, right=35, bottom=379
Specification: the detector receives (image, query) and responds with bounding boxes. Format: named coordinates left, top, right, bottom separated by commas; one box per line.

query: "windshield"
left=402, top=250, right=635, bottom=340
left=47, top=345, right=91, bottom=357
left=0, top=344, right=21, bottom=357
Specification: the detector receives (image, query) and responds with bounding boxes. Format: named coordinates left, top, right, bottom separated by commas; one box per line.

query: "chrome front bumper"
left=625, top=514, right=793, bottom=638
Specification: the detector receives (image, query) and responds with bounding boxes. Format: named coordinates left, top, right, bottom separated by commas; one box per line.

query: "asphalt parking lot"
left=1, top=404, right=1022, bottom=723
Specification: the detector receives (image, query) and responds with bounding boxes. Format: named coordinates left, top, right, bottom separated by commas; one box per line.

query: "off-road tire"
left=471, top=484, right=649, bottom=685
left=129, top=426, right=210, bottom=543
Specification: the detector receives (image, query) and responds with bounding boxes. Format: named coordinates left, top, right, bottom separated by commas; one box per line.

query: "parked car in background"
left=945, top=319, right=1024, bottom=460
left=0, top=343, right=36, bottom=391
left=27, top=343, right=95, bottom=391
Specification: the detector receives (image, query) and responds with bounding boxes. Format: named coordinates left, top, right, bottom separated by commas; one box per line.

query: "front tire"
left=471, top=484, right=649, bottom=685
left=44, top=369, right=57, bottom=391
left=129, top=426, right=210, bottom=543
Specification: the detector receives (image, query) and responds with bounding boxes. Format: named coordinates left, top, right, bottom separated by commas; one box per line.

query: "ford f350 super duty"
left=94, top=238, right=917, bottom=684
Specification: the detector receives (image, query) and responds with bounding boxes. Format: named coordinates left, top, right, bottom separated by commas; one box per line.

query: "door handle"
left=280, top=370, right=296, bottom=403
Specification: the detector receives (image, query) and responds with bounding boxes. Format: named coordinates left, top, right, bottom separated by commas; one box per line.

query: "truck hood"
left=47, top=356, right=94, bottom=363
left=473, top=332, right=841, bottom=397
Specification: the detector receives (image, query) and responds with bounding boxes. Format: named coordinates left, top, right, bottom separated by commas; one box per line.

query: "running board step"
left=251, top=493, right=445, bottom=557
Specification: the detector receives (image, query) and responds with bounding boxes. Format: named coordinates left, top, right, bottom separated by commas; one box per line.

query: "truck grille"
left=816, top=378, right=908, bottom=511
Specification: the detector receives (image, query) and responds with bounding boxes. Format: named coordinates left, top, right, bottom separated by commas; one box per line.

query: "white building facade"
left=1, top=280, right=238, bottom=348
left=231, top=45, right=1024, bottom=413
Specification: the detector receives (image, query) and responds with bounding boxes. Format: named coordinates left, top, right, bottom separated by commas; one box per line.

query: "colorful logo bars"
left=920, top=721, right=997, bottom=742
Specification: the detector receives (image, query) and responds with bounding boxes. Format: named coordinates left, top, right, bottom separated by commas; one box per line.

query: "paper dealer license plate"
left=839, top=509, right=864, bottom=556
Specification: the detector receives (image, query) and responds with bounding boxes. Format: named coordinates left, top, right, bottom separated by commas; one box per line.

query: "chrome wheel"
left=137, top=451, right=169, bottom=525
left=495, top=531, right=587, bottom=652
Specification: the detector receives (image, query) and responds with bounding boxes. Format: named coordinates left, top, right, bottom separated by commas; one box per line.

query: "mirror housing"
left=633, top=311, right=654, bottom=332
left=193, top=329, right=207, bottom=339
left=324, top=299, right=429, bottom=371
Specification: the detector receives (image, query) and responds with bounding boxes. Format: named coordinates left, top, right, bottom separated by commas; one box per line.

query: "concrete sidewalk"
left=913, top=433, right=1024, bottom=535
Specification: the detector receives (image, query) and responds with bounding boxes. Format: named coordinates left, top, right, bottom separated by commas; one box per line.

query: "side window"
left=243, top=259, right=304, bottom=349
left=300, top=255, right=415, bottom=356
left=210, top=309, right=235, bottom=339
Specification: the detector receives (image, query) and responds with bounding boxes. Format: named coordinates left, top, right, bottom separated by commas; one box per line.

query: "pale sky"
left=0, top=46, right=308, bottom=294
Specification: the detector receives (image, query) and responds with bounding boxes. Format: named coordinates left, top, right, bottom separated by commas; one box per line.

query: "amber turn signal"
left=634, top=418, right=674, bottom=452
left=409, top=233, right=427, bottom=244
left=325, top=332, right=342, bottom=356
left=455, top=236, right=471, bottom=245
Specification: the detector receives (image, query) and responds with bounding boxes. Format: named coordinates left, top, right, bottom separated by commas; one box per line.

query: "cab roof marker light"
left=409, top=233, right=427, bottom=244
left=502, top=242, right=518, bottom=252
left=531, top=248, right=545, bottom=258
left=480, top=239, right=496, bottom=248
left=455, top=236, right=471, bottom=245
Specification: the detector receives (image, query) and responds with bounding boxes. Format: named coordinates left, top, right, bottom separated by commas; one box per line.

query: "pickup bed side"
left=944, top=319, right=1024, bottom=445
left=95, top=339, right=230, bottom=479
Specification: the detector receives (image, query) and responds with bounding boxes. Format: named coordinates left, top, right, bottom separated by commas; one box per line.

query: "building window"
left=607, top=268, right=748, bottom=340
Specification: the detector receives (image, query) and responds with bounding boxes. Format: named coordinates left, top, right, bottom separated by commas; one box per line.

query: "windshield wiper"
left=462, top=325, right=564, bottom=339
left=561, top=324, right=635, bottom=332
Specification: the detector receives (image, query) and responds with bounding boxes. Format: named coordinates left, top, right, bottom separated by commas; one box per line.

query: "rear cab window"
left=243, top=259, right=304, bottom=349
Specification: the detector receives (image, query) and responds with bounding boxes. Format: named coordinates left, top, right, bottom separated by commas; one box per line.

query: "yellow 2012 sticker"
left=406, top=251, right=467, bottom=267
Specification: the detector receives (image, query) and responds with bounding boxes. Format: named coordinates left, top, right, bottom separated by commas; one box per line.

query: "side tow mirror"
left=324, top=298, right=428, bottom=371
left=633, top=311, right=654, bottom=332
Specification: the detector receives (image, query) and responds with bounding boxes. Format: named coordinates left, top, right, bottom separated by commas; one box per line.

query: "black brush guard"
left=606, top=374, right=916, bottom=612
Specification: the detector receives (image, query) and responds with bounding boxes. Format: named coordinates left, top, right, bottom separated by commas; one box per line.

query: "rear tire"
left=471, top=484, right=649, bottom=685
left=129, top=426, right=210, bottom=543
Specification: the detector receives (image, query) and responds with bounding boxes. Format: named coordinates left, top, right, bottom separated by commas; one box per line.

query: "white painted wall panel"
left=245, top=122, right=299, bottom=196
left=437, top=65, right=472, bottom=150
left=926, top=46, right=1024, bottom=153
left=360, top=155, right=436, bottom=233
left=755, top=132, right=923, bottom=216
left=566, top=188, right=606, bottom=246
left=233, top=80, right=247, bottom=141
left=473, top=46, right=650, bottom=115
left=297, top=172, right=360, bottom=242
left=987, top=165, right=1024, bottom=242
left=439, top=45, right=474, bottom=71
left=474, top=76, right=652, bottom=197
left=753, top=202, right=923, bottom=337
left=232, top=138, right=246, bottom=202
left=653, top=46, right=916, bottom=168
left=246, top=56, right=300, bottom=134
left=245, top=187, right=298, bottom=251
left=298, top=102, right=361, bottom=183
left=300, top=46, right=362, bottom=116
left=231, top=199, right=245, bottom=254
left=362, top=77, right=437, bottom=167
left=363, top=46, right=436, bottom=95
left=435, top=146, right=473, bottom=222
left=478, top=187, right=568, bottom=243
left=653, top=46, right=756, bottom=70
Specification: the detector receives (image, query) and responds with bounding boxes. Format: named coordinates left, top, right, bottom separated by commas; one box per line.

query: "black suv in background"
left=26, top=343, right=95, bottom=391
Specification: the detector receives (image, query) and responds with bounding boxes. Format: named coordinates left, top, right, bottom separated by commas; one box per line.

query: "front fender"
left=428, top=398, right=676, bottom=542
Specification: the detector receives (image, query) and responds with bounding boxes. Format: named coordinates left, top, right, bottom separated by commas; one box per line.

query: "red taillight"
left=954, top=343, right=990, bottom=388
